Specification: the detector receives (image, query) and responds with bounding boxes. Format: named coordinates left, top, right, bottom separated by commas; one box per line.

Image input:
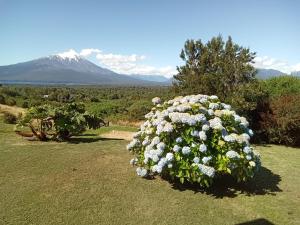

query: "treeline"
left=0, top=85, right=174, bottom=121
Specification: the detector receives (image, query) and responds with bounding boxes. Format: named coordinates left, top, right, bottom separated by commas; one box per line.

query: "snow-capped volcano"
left=0, top=53, right=164, bottom=85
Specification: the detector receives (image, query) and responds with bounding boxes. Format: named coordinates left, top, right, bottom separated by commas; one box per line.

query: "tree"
left=173, top=35, right=257, bottom=99
left=16, top=103, right=108, bottom=141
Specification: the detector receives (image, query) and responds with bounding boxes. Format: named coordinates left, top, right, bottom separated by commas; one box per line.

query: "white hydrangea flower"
left=152, top=97, right=161, bottom=105
left=166, top=153, right=174, bottom=161
left=173, top=145, right=181, bottom=152
left=130, top=158, right=138, bottom=165
left=136, top=167, right=147, bottom=177
left=249, top=161, right=256, bottom=167
left=209, top=95, right=218, bottom=100
left=202, top=156, right=212, bottom=164
left=202, top=124, right=210, bottom=131
left=199, top=131, right=207, bottom=141
left=128, top=94, right=260, bottom=187
left=209, top=103, right=219, bottom=110
left=243, top=146, right=252, bottom=154
left=226, top=150, right=240, bottom=159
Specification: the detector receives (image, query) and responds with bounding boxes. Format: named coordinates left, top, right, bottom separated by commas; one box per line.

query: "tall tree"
left=173, top=35, right=256, bottom=98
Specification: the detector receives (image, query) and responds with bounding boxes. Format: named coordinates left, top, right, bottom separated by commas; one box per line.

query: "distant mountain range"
left=256, top=68, right=286, bottom=79
left=0, top=55, right=298, bottom=85
left=0, top=55, right=170, bottom=85
left=129, top=74, right=171, bottom=83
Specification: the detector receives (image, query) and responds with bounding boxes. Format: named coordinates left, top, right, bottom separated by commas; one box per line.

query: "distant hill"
left=256, top=68, right=285, bottom=79
left=0, top=55, right=166, bottom=85
left=129, top=74, right=171, bottom=83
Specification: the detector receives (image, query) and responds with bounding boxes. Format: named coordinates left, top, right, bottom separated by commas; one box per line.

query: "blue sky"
left=0, top=0, right=299, bottom=76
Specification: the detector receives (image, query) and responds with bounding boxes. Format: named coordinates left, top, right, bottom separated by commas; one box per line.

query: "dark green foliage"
left=173, top=35, right=256, bottom=97
left=17, top=103, right=107, bottom=141
left=3, top=112, right=17, bottom=124
left=126, top=100, right=152, bottom=120
left=21, top=101, right=29, bottom=108
left=6, top=98, right=16, bottom=106
left=225, top=81, right=270, bottom=142
left=0, top=95, right=5, bottom=104
left=263, top=76, right=300, bottom=97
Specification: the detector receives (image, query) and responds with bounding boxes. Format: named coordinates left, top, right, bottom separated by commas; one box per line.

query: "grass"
left=0, top=118, right=299, bottom=225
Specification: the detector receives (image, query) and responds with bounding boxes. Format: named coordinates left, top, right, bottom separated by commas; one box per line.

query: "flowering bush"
left=127, top=94, right=261, bottom=187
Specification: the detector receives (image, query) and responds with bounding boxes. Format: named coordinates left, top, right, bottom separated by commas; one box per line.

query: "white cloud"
left=57, top=48, right=176, bottom=77
left=254, top=56, right=300, bottom=73
left=95, top=52, right=176, bottom=77
left=57, top=49, right=79, bottom=60
left=79, top=48, right=101, bottom=57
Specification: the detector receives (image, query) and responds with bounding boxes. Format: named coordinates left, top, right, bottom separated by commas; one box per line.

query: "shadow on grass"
left=168, top=166, right=282, bottom=198
left=235, top=218, right=275, bottom=225
left=67, top=136, right=124, bottom=144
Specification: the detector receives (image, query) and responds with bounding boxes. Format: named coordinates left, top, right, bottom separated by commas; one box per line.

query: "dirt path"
left=100, top=130, right=135, bottom=141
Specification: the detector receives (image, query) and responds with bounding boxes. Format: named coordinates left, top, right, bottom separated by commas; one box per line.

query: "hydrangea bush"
left=127, top=94, right=261, bottom=187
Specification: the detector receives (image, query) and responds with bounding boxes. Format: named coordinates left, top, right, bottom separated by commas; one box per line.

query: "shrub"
left=264, top=76, right=300, bottom=97
left=17, top=103, right=107, bottom=141
left=3, top=112, right=17, bottom=124
left=6, top=98, right=16, bottom=106
left=21, top=101, right=29, bottom=108
left=260, top=95, right=300, bottom=146
left=127, top=100, right=152, bottom=121
left=0, top=95, right=5, bottom=104
left=127, top=94, right=261, bottom=187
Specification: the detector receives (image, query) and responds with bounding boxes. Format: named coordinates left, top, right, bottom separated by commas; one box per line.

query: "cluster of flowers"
left=127, top=94, right=261, bottom=187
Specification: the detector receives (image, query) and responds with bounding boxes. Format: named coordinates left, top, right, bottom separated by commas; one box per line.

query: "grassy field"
left=0, top=118, right=299, bottom=225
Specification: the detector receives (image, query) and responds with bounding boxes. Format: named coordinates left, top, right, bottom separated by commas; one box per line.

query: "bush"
left=0, top=95, right=5, bottom=104
left=127, top=94, right=261, bottom=187
left=6, top=98, right=16, bottom=106
left=264, top=76, right=300, bottom=97
left=21, top=101, right=29, bottom=108
left=3, top=112, right=17, bottom=124
left=226, top=81, right=270, bottom=143
left=127, top=100, right=152, bottom=120
left=260, top=95, right=300, bottom=146
left=17, top=103, right=107, bottom=141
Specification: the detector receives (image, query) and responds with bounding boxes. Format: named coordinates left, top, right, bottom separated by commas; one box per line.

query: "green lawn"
left=0, top=119, right=299, bottom=225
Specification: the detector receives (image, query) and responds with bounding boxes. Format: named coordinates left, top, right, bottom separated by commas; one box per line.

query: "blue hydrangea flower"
left=243, top=146, right=252, bottom=154
left=202, top=156, right=212, bottom=164
left=199, top=144, right=207, bottom=153
left=193, top=157, right=200, bottom=164
left=175, top=137, right=183, bottom=143
left=166, top=152, right=174, bottom=161
left=191, top=130, right=199, bottom=137
left=198, top=164, right=215, bottom=177
left=157, top=142, right=166, bottom=151
left=246, top=155, right=252, bottom=160
left=182, top=146, right=191, bottom=155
